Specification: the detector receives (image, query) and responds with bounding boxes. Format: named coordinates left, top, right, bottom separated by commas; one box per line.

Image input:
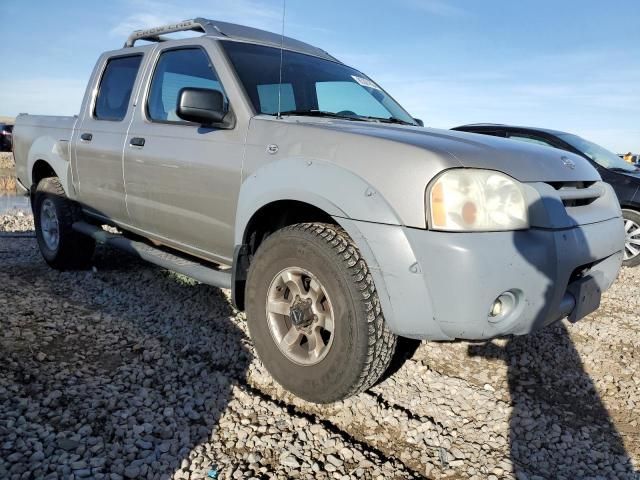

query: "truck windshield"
left=221, top=41, right=417, bottom=125
left=558, top=133, right=638, bottom=172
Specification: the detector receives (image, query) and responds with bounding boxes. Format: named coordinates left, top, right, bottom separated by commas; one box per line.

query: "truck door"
left=73, top=53, right=145, bottom=223
left=124, top=43, right=245, bottom=263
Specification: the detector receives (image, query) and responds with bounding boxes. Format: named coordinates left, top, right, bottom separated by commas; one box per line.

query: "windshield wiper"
left=359, top=115, right=416, bottom=126
left=610, top=167, right=638, bottom=173
left=276, top=110, right=416, bottom=126
left=276, top=110, right=366, bottom=121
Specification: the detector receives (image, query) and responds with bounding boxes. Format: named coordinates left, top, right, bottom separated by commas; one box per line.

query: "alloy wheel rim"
left=265, top=267, right=335, bottom=366
left=624, top=218, right=640, bottom=261
left=40, top=198, right=60, bottom=251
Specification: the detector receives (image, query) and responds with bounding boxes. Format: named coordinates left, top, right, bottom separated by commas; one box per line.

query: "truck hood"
left=298, top=119, right=600, bottom=183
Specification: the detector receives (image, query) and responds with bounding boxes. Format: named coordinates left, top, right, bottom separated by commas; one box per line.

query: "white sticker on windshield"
left=351, top=75, right=381, bottom=91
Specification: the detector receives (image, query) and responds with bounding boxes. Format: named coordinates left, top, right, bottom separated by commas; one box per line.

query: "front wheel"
left=246, top=223, right=397, bottom=403
left=623, top=209, right=640, bottom=268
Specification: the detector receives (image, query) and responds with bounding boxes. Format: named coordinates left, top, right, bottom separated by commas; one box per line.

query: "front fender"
left=235, top=157, right=445, bottom=339
left=234, top=158, right=403, bottom=245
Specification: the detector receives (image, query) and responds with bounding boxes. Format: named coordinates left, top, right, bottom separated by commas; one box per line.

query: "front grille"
left=545, top=181, right=603, bottom=207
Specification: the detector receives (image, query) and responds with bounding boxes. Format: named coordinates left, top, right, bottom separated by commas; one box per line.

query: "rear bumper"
left=342, top=217, right=624, bottom=340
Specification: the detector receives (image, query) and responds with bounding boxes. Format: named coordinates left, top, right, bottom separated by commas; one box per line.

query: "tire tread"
left=281, top=222, right=397, bottom=397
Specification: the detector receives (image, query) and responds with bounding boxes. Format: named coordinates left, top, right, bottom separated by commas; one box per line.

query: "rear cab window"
left=94, top=55, right=143, bottom=121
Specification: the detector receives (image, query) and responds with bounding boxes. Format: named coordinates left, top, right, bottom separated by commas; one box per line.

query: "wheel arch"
left=620, top=205, right=640, bottom=212
left=27, top=135, right=74, bottom=199
left=32, top=160, right=57, bottom=185
left=232, top=158, right=403, bottom=314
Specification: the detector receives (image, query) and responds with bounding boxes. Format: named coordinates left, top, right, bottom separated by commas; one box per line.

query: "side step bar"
left=72, top=222, right=232, bottom=290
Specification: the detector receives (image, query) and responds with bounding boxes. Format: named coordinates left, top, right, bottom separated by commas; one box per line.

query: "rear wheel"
left=246, top=223, right=397, bottom=403
left=34, top=177, right=95, bottom=270
left=622, top=209, right=640, bottom=268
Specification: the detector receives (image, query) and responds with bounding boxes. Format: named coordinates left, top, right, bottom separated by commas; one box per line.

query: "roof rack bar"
left=124, top=18, right=216, bottom=48
left=120, top=17, right=339, bottom=63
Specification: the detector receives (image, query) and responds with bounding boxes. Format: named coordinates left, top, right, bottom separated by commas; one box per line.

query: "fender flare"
left=27, top=136, right=74, bottom=197
left=235, top=157, right=402, bottom=245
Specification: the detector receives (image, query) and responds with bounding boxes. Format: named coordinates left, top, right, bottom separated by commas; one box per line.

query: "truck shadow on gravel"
left=2, top=241, right=252, bottom=479
left=469, top=200, right=636, bottom=479
left=469, top=325, right=636, bottom=479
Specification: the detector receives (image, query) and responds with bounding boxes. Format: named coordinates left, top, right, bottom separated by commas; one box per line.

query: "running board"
left=72, top=222, right=232, bottom=290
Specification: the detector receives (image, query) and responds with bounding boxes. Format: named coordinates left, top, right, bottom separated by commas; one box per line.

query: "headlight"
left=428, top=169, right=528, bottom=231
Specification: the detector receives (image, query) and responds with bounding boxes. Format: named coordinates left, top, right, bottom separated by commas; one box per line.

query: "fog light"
left=490, top=299, right=503, bottom=317
left=488, top=291, right=518, bottom=323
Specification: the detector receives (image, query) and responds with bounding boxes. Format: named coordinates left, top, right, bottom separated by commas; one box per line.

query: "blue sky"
left=1, top=0, right=638, bottom=152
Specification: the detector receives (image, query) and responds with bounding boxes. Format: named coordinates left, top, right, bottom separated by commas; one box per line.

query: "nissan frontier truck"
left=13, top=19, right=624, bottom=403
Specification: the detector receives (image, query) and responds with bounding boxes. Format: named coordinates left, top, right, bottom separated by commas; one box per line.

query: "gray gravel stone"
left=123, top=465, right=140, bottom=479
left=280, top=455, right=300, bottom=468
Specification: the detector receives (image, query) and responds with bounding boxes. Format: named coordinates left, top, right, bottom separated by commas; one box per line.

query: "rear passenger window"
left=147, top=48, right=226, bottom=122
left=94, top=55, right=142, bottom=121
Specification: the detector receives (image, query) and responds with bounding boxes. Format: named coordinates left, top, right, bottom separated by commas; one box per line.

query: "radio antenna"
left=276, top=0, right=286, bottom=119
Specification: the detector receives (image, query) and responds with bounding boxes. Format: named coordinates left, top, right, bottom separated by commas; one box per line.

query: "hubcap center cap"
left=40, top=199, right=60, bottom=251
left=266, top=266, right=335, bottom=366
left=289, top=297, right=314, bottom=328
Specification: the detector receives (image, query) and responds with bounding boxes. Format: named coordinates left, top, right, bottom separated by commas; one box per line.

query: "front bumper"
left=15, top=177, right=29, bottom=196
left=343, top=217, right=624, bottom=340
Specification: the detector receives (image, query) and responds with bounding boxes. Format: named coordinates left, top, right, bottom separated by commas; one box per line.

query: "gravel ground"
left=1, top=213, right=638, bottom=480
left=0, top=152, right=16, bottom=194
left=0, top=210, right=33, bottom=232
left=0, top=152, right=14, bottom=170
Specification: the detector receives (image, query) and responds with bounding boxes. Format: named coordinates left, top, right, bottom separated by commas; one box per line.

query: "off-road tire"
left=622, top=209, right=640, bottom=268
left=246, top=222, right=397, bottom=403
left=34, top=177, right=95, bottom=270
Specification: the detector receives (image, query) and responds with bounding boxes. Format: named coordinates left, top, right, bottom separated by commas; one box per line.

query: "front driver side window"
left=147, top=48, right=227, bottom=122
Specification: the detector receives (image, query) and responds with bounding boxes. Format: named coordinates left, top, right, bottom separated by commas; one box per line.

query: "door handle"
left=130, top=137, right=145, bottom=147
left=80, top=133, right=92, bottom=142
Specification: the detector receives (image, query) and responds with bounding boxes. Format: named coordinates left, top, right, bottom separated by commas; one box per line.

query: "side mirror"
left=176, top=87, right=226, bottom=125
left=414, top=118, right=424, bottom=127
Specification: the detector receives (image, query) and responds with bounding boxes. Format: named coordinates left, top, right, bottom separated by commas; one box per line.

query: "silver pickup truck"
left=14, top=19, right=624, bottom=403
